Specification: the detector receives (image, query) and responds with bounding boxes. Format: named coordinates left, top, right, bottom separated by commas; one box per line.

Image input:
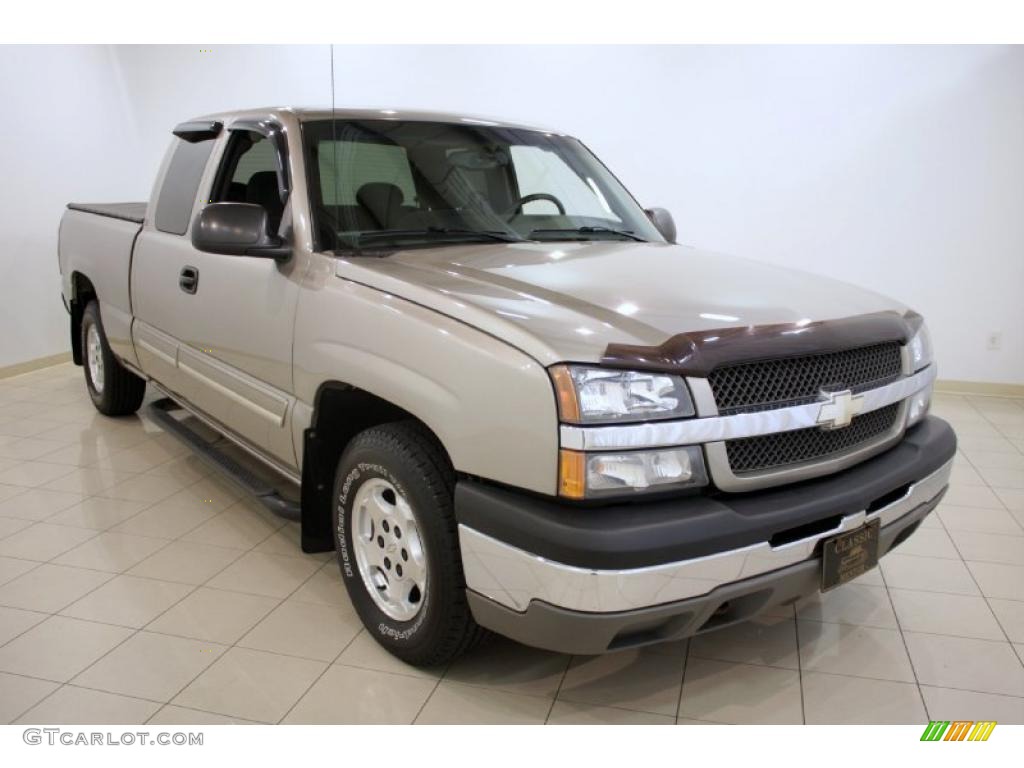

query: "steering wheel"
left=505, top=193, right=566, bottom=220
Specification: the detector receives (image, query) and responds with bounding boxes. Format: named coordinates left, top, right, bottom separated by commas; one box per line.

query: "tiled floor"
left=1, top=363, right=1024, bottom=724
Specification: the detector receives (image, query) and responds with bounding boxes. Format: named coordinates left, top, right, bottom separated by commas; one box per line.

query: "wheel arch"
left=299, top=380, right=454, bottom=553
left=68, top=271, right=98, bottom=365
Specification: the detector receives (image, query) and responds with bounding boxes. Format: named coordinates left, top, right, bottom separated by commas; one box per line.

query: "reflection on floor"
left=0, top=363, right=1023, bottom=724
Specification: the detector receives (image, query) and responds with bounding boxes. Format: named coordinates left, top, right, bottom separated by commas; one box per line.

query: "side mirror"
left=192, top=202, right=291, bottom=260
left=645, top=207, right=677, bottom=244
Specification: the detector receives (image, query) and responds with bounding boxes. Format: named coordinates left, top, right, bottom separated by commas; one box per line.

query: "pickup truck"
left=58, top=107, right=956, bottom=666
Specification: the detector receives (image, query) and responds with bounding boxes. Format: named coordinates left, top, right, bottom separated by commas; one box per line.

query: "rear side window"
left=154, top=139, right=215, bottom=235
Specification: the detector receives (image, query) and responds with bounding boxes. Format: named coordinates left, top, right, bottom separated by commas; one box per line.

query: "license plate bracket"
left=821, top=519, right=880, bottom=592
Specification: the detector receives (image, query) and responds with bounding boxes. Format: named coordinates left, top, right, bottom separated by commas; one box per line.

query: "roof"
left=192, top=106, right=560, bottom=134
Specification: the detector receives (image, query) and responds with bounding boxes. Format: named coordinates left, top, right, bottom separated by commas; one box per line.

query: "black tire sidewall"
left=81, top=302, right=110, bottom=410
left=332, top=441, right=451, bottom=658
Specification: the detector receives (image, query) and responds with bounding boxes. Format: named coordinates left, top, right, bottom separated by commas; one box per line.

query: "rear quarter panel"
left=58, top=209, right=141, bottom=368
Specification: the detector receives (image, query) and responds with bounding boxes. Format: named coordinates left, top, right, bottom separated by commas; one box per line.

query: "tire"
left=81, top=300, right=146, bottom=416
left=332, top=421, right=486, bottom=666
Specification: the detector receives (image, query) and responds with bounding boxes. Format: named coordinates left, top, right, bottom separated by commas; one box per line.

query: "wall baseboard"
left=0, top=352, right=73, bottom=381
left=935, top=379, right=1024, bottom=398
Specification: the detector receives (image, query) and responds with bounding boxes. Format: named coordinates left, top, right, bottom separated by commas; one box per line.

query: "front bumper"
left=455, top=415, right=955, bottom=654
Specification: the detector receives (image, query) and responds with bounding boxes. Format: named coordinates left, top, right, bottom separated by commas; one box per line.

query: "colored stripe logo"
left=920, top=721, right=996, bottom=741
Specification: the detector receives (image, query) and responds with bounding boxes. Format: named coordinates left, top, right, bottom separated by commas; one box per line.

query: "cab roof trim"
left=185, top=107, right=562, bottom=135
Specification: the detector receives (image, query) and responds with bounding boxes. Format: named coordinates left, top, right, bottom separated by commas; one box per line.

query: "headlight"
left=907, top=323, right=933, bottom=372
left=550, top=365, right=694, bottom=424
left=559, top=446, right=708, bottom=499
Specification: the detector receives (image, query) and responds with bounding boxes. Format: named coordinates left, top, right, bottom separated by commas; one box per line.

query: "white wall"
left=0, top=44, right=332, bottom=369
left=4, top=45, right=1022, bottom=384
left=0, top=46, right=143, bottom=368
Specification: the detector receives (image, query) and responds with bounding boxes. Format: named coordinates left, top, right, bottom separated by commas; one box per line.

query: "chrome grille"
left=708, top=342, right=903, bottom=415
left=725, top=403, right=901, bottom=474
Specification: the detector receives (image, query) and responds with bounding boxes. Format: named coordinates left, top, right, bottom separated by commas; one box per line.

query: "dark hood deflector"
left=601, top=310, right=923, bottom=376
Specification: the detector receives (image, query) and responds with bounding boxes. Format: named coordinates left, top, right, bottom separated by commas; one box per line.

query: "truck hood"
left=333, top=241, right=908, bottom=367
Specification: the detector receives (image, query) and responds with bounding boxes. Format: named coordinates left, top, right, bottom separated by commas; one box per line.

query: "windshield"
left=302, top=119, right=664, bottom=252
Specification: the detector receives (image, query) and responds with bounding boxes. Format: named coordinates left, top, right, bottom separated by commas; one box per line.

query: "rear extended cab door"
left=130, top=115, right=308, bottom=474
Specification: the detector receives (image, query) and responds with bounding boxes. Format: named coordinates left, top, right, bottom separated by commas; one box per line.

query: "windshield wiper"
left=356, top=227, right=525, bottom=246
left=529, top=226, right=646, bottom=242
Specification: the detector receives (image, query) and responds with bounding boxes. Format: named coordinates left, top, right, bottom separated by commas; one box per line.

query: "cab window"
left=211, top=131, right=286, bottom=233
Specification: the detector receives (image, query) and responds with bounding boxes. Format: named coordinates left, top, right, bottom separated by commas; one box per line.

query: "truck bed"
left=59, top=203, right=147, bottom=371
left=66, top=202, right=147, bottom=224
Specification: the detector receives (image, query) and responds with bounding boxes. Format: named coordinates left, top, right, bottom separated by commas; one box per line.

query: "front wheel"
left=332, top=421, right=486, bottom=666
left=81, top=300, right=146, bottom=416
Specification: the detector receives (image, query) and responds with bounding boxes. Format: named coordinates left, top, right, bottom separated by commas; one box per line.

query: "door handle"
left=179, top=266, right=199, bottom=294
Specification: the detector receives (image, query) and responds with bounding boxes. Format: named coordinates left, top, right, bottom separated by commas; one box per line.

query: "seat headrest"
left=356, top=182, right=405, bottom=228
left=245, top=171, right=283, bottom=231
left=245, top=171, right=281, bottom=208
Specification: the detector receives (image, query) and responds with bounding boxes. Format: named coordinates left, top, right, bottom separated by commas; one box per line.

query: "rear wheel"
left=81, top=300, right=146, bottom=416
left=332, top=421, right=486, bottom=666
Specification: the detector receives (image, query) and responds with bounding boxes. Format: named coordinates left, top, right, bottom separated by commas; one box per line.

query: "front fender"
left=293, top=275, right=559, bottom=495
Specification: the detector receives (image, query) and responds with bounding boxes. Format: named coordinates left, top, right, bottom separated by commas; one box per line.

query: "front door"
left=132, top=119, right=301, bottom=471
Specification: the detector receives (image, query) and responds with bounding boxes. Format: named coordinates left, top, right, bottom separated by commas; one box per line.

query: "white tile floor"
left=1, top=363, right=1023, bottom=724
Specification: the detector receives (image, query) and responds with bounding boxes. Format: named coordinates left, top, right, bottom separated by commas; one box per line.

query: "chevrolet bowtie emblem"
left=816, top=389, right=865, bottom=430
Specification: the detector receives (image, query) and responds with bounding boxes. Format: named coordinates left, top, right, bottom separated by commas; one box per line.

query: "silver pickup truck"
left=58, top=107, right=956, bottom=665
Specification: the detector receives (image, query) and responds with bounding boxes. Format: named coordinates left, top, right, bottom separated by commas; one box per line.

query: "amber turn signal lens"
left=549, top=365, right=581, bottom=424
left=559, top=449, right=586, bottom=499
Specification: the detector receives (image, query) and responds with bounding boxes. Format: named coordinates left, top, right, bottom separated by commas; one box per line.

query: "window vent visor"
left=173, top=120, right=224, bottom=143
